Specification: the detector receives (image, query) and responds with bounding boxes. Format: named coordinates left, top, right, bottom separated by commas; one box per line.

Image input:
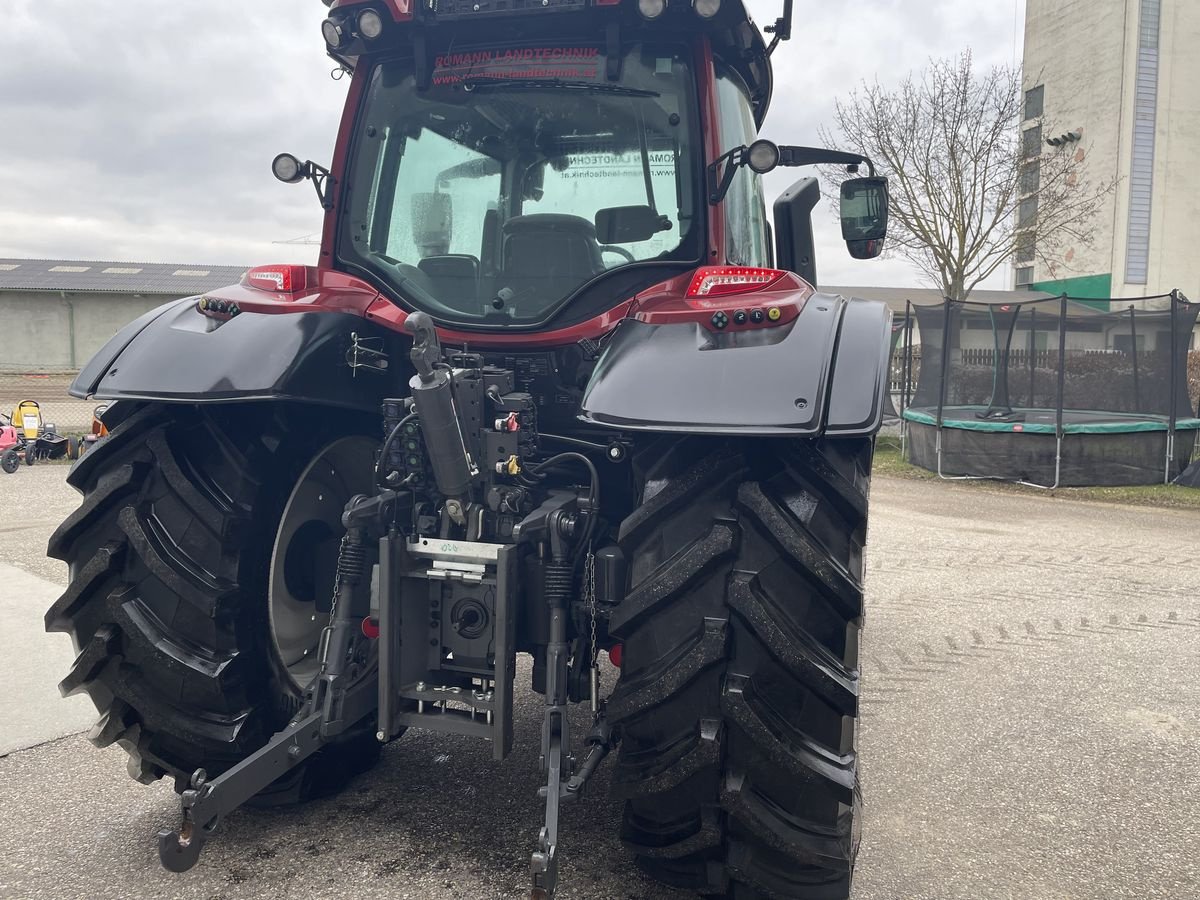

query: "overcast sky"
left=1, top=0, right=1024, bottom=289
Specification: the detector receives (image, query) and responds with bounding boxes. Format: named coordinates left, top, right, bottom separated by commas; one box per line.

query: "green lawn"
left=873, top=436, right=1200, bottom=511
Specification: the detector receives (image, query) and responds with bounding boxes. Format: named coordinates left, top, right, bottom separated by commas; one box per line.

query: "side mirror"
left=840, top=177, right=888, bottom=259
left=595, top=206, right=672, bottom=244
left=411, top=192, right=453, bottom=256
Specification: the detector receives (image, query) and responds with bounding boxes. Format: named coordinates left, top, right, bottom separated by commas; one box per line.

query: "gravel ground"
left=1, top=466, right=1197, bottom=899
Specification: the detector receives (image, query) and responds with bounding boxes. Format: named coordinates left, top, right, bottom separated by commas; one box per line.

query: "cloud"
left=0, top=0, right=1025, bottom=285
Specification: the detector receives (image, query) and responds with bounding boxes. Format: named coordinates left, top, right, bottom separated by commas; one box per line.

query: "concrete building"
left=1018, top=0, right=1200, bottom=301
left=0, top=259, right=248, bottom=373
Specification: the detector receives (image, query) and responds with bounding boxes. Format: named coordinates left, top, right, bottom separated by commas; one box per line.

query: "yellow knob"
left=767, top=307, right=782, bottom=321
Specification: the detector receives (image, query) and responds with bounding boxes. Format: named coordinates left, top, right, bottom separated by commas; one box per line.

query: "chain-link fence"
left=0, top=373, right=96, bottom=433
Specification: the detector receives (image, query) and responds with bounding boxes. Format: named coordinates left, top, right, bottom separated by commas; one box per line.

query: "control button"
left=733, top=309, right=748, bottom=325
left=767, top=307, right=782, bottom=322
left=750, top=308, right=765, bottom=324
left=711, top=311, right=729, bottom=329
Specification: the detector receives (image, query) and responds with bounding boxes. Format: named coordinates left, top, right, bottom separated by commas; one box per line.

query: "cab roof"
left=321, top=0, right=776, bottom=125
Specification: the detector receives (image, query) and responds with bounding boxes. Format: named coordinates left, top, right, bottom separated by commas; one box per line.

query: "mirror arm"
left=304, top=161, right=335, bottom=210
left=707, top=146, right=745, bottom=204
left=777, top=146, right=876, bottom=177
left=764, top=0, right=793, bottom=56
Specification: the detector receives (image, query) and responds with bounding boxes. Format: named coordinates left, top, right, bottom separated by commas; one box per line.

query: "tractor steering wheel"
left=600, top=245, right=636, bottom=266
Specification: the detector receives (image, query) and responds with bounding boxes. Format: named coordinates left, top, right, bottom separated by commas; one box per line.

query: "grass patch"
left=872, top=435, right=1200, bottom=510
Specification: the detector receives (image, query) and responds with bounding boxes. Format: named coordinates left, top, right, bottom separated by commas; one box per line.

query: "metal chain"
left=316, top=536, right=348, bottom=675
left=585, top=551, right=598, bottom=668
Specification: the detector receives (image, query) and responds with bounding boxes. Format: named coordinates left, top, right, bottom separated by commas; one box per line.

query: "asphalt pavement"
left=0, top=464, right=1197, bottom=899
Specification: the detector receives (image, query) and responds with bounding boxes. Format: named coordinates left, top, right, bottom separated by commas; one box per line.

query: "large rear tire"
left=609, top=437, right=871, bottom=899
left=45, top=402, right=381, bottom=797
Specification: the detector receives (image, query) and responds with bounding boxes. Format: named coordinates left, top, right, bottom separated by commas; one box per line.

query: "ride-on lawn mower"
left=47, top=2, right=892, bottom=896
left=2, top=400, right=73, bottom=471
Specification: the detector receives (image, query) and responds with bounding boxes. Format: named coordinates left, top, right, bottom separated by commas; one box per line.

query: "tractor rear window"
left=339, top=43, right=701, bottom=328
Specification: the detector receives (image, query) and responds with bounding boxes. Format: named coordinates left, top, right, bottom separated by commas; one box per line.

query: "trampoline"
left=898, top=293, right=1200, bottom=487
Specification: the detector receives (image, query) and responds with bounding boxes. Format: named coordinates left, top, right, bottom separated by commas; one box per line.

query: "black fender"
left=578, top=293, right=892, bottom=437
left=70, top=299, right=410, bottom=413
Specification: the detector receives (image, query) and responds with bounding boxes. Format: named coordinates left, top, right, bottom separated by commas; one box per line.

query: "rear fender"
left=579, top=292, right=892, bottom=437
left=70, top=300, right=411, bottom=413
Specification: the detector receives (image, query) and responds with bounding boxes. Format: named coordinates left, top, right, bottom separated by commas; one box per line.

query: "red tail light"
left=686, top=266, right=788, bottom=298
left=243, top=265, right=309, bottom=294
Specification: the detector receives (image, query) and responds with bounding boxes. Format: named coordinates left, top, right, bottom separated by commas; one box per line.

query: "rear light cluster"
left=242, top=265, right=309, bottom=294
left=633, top=266, right=809, bottom=332
left=685, top=267, right=793, bottom=330
left=686, top=266, right=787, bottom=298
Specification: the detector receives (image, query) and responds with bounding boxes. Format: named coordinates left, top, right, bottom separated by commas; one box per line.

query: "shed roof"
left=0, top=258, right=249, bottom=295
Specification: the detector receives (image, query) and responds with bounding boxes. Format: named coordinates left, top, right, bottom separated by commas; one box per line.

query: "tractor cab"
left=283, top=0, right=888, bottom=330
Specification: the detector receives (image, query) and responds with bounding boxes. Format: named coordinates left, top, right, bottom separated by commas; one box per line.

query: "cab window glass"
left=715, top=68, right=770, bottom=267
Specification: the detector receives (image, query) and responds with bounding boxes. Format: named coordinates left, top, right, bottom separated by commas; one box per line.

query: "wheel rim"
left=269, top=435, right=378, bottom=692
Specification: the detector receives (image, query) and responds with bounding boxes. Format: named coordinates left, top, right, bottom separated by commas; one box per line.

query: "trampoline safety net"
left=901, top=293, right=1200, bottom=486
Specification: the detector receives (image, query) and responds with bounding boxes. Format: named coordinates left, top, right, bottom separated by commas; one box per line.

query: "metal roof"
left=0, top=258, right=250, bottom=295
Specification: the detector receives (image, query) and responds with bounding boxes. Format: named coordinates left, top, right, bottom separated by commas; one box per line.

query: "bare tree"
left=819, top=51, right=1113, bottom=300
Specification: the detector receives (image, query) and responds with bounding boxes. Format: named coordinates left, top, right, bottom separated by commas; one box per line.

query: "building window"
left=1022, top=125, right=1043, bottom=159
left=1016, top=231, right=1035, bottom=263
left=1018, top=196, right=1039, bottom=229
left=1024, top=85, right=1044, bottom=120
left=1020, top=160, right=1040, bottom=196
left=1015, top=266, right=1034, bottom=286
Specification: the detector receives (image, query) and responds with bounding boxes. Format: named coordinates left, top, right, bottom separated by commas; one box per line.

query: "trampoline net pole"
left=1128, top=305, right=1140, bottom=411
left=1056, top=295, right=1067, bottom=435
left=1055, top=295, right=1067, bottom=485
left=1166, top=291, right=1180, bottom=483
left=936, top=297, right=952, bottom=430
left=1027, top=307, right=1036, bottom=407
left=935, top=297, right=954, bottom=479
left=902, top=300, right=913, bottom=456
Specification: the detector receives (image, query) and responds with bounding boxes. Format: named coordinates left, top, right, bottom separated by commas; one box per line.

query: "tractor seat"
left=500, top=214, right=605, bottom=307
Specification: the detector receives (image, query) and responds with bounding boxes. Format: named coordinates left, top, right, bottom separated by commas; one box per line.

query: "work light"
left=693, top=0, right=721, bottom=17
left=746, top=140, right=780, bottom=174
left=322, top=18, right=347, bottom=49
left=358, top=9, right=385, bottom=40
left=638, top=0, right=667, bottom=19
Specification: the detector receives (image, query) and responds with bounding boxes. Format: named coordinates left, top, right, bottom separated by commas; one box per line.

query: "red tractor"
left=47, top=1, right=892, bottom=896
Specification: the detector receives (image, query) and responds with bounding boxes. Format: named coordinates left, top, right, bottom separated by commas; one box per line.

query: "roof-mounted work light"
left=357, top=9, right=385, bottom=40
left=638, top=0, right=667, bottom=19
left=321, top=17, right=349, bottom=49
left=693, top=0, right=721, bottom=17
